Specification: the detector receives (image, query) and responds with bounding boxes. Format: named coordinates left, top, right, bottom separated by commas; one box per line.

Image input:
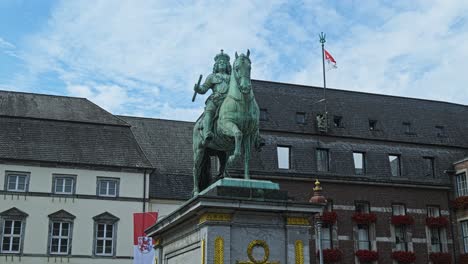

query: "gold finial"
left=313, top=179, right=322, bottom=191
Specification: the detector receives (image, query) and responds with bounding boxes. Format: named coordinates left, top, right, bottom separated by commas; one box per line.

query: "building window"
left=93, top=212, right=119, bottom=256
left=0, top=207, right=28, bottom=254
left=423, top=157, right=435, bottom=178
left=97, top=178, right=119, bottom=197
left=395, top=225, right=408, bottom=251
left=333, top=116, right=342, bottom=127
left=5, top=172, right=29, bottom=192
left=353, top=152, right=365, bottom=175
left=456, top=173, right=468, bottom=197
left=461, top=221, right=468, bottom=253
left=389, top=155, right=401, bottom=177
left=50, top=222, right=71, bottom=255
left=403, top=122, right=412, bottom=134
left=1, top=220, right=22, bottom=253
left=316, top=149, right=329, bottom=172
left=428, top=206, right=443, bottom=253
left=321, top=224, right=333, bottom=249
left=357, top=224, right=370, bottom=250
left=52, top=175, right=76, bottom=194
left=392, top=204, right=406, bottom=216
left=369, top=120, right=378, bottom=131
left=436, top=126, right=445, bottom=137
left=277, top=146, right=290, bottom=169
left=260, top=109, right=268, bottom=121
left=48, top=210, right=75, bottom=255
left=296, top=112, right=306, bottom=124
left=355, top=201, right=370, bottom=214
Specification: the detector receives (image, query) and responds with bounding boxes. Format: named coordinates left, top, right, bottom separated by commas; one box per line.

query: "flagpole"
left=319, top=32, right=327, bottom=119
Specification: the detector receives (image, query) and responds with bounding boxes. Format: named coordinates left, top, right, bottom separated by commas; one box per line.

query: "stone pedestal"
left=146, top=179, right=325, bottom=264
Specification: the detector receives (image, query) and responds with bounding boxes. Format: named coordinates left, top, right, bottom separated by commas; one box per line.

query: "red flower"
left=460, top=253, right=468, bottom=264
left=391, top=215, right=414, bottom=225
left=320, top=211, right=337, bottom=224
left=317, top=249, right=342, bottom=263
left=352, top=212, right=377, bottom=224
left=426, top=216, right=449, bottom=228
left=391, top=251, right=416, bottom=264
left=451, top=196, right=468, bottom=210
left=355, top=250, right=379, bottom=262
left=429, top=252, right=451, bottom=264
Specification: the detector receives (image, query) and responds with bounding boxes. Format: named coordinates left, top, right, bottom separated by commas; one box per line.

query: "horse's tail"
left=199, top=152, right=211, bottom=191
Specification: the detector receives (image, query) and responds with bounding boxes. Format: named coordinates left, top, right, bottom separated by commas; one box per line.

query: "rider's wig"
left=213, top=60, right=232, bottom=75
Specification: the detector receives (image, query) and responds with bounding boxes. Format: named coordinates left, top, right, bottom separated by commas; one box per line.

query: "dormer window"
left=435, top=126, right=445, bottom=137
left=260, top=109, right=268, bottom=121
left=403, top=122, right=412, bottom=134
left=369, top=120, right=378, bottom=131
left=296, top=112, right=306, bottom=124
left=333, top=116, right=343, bottom=127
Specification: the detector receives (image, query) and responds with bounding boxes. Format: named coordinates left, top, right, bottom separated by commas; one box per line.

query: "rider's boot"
left=202, top=112, right=214, bottom=145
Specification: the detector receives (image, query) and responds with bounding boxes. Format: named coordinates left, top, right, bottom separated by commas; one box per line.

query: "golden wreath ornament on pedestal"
left=236, top=240, right=280, bottom=264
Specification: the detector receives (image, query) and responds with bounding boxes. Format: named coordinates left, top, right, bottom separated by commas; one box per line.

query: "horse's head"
left=233, top=50, right=252, bottom=94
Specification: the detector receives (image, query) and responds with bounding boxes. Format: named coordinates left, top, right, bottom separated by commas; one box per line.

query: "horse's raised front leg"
left=243, top=135, right=252, bottom=180
left=222, top=121, right=242, bottom=166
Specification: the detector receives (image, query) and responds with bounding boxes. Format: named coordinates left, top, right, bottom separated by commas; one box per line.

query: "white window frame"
left=389, top=154, right=401, bottom=177
left=277, top=146, right=290, bottom=170
left=392, top=204, right=406, bottom=216
left=95, top=223, right=115, bottom=256
left=461, top=220, right=468, bottom=253
left=97, top=178, right=119, bottom=197
left=52, top=175, right=76, bottom=195
left=456, top=172, right=468, bottom=197
left=49, top=222, right=71, bottom=255
left=316, top=148, right=329, bottom=172
left=353, top=152, right=365, bottom=175
left=395, top=225, right=408, bottom=251
left=5, top=172, right=29, bottom=192
left=357, top=224, right=371, bottom=250
left=321, top=224, right=333, bottom=250
left=1, top=220, right=23, bottom=253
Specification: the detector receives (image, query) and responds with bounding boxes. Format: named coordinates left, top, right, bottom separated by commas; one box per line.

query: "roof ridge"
left=0, top=89, right=86, bottom=100
left=118, top=115, right=195, bottom=124
left=252, top=79, right=468, bottom=107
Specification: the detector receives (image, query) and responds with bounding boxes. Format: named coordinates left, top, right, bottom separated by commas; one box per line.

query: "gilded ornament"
left=236, top=240, right=279, bottom=264
left=286, top=217, right=310, bottom=226
left=295, top=240, right=304, bottom=264
left=199, top=213, right=232, bottom=224
left=214, top=236, right=224, bottom=264
left=201, top=239, right=205, bottom=264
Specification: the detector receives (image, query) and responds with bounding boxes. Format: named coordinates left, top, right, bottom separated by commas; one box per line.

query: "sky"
left=0, top=0, right=467, bottom=121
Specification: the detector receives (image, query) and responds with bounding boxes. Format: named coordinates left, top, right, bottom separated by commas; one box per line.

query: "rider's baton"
left=192, top=74, right=203, bottom=102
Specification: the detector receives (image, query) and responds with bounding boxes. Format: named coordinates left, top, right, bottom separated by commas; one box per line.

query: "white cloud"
left=0, top=37, right=15, bottom=49
left=10, top=0, right=468, bottom=122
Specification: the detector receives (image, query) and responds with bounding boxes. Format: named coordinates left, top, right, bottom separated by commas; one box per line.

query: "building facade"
left=1, top=80, right=467, bottom=264
left=0, top=91, right=152, bottom=263
left=124, top=80, right=468, bottom=264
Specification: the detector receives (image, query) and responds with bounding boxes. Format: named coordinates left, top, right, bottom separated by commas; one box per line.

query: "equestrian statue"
left=192, top=49, right=263, bottom=195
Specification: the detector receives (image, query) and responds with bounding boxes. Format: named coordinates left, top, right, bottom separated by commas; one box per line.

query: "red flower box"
left=352, top=212, right=377, bottom=224
left=320, top=211, right=337, bottom=224
left=317, top=248, right=342, bottom=263
left=451, top=196, right=468, bottom=210
left=429, top=252, right=451, bottom=264
left=391, top=215, right=414, bottom=226
left=460, top=253, right=468, bottom=264
left=426, top=216, right=449, bottom=228
left=355, top=250, right=379, bottom=262
left=391, top=251, right=416, bottom=263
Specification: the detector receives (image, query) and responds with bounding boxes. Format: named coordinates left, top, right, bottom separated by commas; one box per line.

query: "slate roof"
left=122, top=80, right=468, bottom=200
left=0, top=90, right=152, bottom=169
left=253, top=80, right=468, bottom=148
left=0, top=90, right=128, bottom=125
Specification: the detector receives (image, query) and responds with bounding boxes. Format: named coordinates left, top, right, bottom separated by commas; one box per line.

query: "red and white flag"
left=324, top=49, right=337, bottom=70
left=133, top=212, right=158, bottom=264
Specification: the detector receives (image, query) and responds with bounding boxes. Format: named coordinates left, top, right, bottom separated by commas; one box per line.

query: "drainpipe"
left=143, top=169, right=147, bottom=212
left=445, top=169, right=457, bottom=263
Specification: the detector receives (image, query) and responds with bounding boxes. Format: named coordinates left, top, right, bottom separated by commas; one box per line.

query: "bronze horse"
left=192, top=50, right=262, bottom=195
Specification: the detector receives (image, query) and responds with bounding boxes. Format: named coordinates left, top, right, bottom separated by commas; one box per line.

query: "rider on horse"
left=194, top=50, right=231, bottom=145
